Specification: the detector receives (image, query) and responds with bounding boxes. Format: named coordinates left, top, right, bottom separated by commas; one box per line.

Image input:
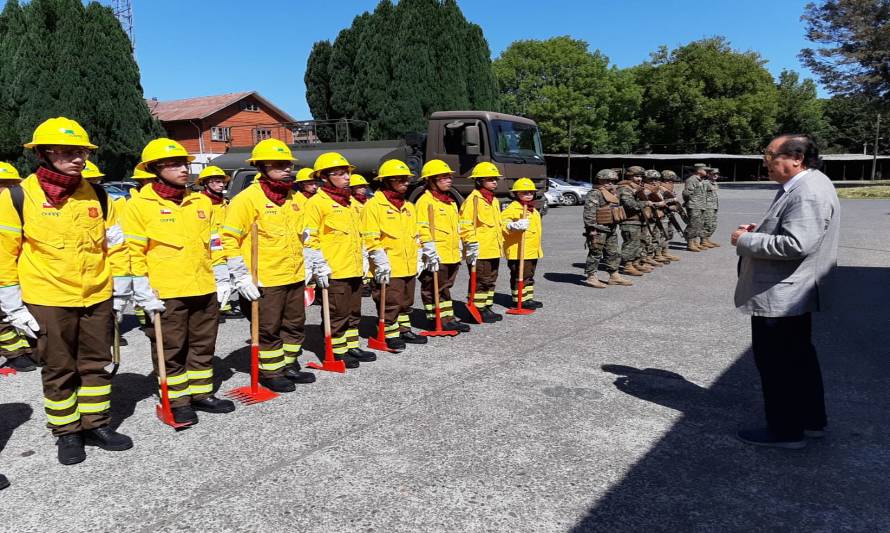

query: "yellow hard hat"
left=349, top=174, right=369, bottom=187
left=420, top=159, right=453, bottom=180
left=0, top=162, right=21, bottom=181
left=24, top=117, right=97, bottom=149
left=246, top=139, right=296, bottom=165
left=82, top=160, right=105, bottom=180
left=196, top=165, right=230, bottom=184
left=469, top=161, right=502, bottom=180
left=313, top=152, right=355, bottom=178
left=295, top=167, right=316, bottom=183
left=131, top=167, right=156, bottom=180
left=137, top=138, right=194, bottom=171
left=376, top=159, right=414, bottom=180
left=510, top=177, right=537, bottom=192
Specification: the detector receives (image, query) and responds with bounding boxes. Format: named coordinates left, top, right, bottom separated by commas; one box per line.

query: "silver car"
left=548, top=178, right=589, bottom=206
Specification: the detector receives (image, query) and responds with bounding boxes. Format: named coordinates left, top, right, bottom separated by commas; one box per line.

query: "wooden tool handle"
left=379, top=282, right=387, bottom=319
left=154, top=313, right=166, bottom=381
left=517, top=205, right=528, bottom=279
left=427, top=204, right=436, bottom=238
left=321, top=287, right=332, bottom=338
left=250, top=223, right=260, bottom=345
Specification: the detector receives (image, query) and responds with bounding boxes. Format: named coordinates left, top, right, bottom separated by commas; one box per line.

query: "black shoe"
left=283, top=363, right=316, bottom=384
left=336, top=354, right=360, bottom=369
left=386, top=337, right=406, bottom=352
left=83, top=426, right=133, bottom=451
left=0, top=473, right=8, bottom=490
left=259, top=376, right=296, bottom=393
left=442, top=321, right=470, bottom=333
left=5, top=354, right=37, bottom=372
left=171, top=405, right=199, bottom=425
left=481, top=307, right=502, bottom=323
left=524, top=300, right=543, bottom=309
left=736, top=428, right=805, bottom=449
left=118, top=337, right=128, bottom=346
left=56, top=434, right=86, bottom=465
left=400, top=331, right=428, bottom=344
left=347, top=348, right=377, bottom=362
left=221, top=308, right=243, bottom=319
left=192, top=395, right=236, bottom=414
left=217, top=315, right=226, bottom=324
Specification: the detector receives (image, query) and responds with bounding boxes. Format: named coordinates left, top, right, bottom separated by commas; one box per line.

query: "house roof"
left=146, top=91, right=297, bottom=123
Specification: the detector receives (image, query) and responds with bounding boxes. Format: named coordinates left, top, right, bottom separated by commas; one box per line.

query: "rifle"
left=659, top=185, right=689, bottom=223
left=640, top=186, right=669, bottom=239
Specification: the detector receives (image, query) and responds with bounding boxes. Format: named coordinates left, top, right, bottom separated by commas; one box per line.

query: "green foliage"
left=821, top=95, right=888, bottom=153
left=0, top=0, right=161, bottom=177
left=304, top=0, right=499, bottom=140
left=493, top=36, right=642, bottom=154
left=775, top=69, right=828, bottom=139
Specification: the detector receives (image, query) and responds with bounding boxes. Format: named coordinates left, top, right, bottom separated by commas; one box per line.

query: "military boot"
left=621, top=263, right=644, bottom=276
left=700, top=238, right=715, bottom=249
left=608, top=272, right=633, bottom=286
left=654, top=253, right=671, bottom=264
left=663, top=251, right=681, bottom=261
left=703, top=237, right=720, bottom=248
left=643, top=257, right=662, bottom=267
left=686, top=239, right=702, bottom=252
left=584, top=274, right=608, bottom=288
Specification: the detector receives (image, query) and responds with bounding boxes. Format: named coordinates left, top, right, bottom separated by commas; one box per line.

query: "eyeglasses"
left=762, top=150, right=789, bottom=162
left=154, top=160, right=189, bottom=170
left=44, top=148, right=91, bottom=159
left=326, top=169, right=349, bottom=178
left=264, top=161, right=294, bottom=171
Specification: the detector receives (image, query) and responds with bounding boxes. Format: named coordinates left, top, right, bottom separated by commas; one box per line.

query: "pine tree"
left=0, top=0, right=25, bottom=165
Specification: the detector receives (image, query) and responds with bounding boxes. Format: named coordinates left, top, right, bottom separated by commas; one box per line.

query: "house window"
left=240, top=101, right=260, bottom=112
left=211, top=126, right=231, bottom=141
left=253, top=128, right=272, bottom=143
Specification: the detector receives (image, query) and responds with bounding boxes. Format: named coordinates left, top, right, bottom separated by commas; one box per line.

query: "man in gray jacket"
left=732, top=134, right=839, bottom=449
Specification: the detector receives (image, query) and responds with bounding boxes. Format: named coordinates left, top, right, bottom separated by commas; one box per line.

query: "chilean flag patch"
left=265, top=203, right=275, bottom=209
left=42, top=202, right=53, bottom=209
left=160, top=209, right=172, bottom=215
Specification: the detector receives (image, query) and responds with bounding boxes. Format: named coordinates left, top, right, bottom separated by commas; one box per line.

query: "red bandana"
left=478, top=187, right=495, bottom=205
left=518, top=199, right=536, bottom=213
left=260, top=178, right=292, bottom=206
left=352, top=191, right=369, bottom=204
left=301, top=190, right=315, bottom=199
left=152, top=180, right=186, bottom=203
left=382, top=188, right=405, bottom=209
left=202, top=188, right=224, bottom=205
left=429, top=188, right=454, bottom=204
left=36, top=166, right=82, bottom=207
left=322, top=184, right=351, bottom=208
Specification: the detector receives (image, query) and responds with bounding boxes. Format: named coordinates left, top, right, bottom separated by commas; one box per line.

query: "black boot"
left=171, top=405, right=199, bottom=425
left=386, top=337, right=406, bottom=352
left=0, top=473, right=8, bottom=490
left=338, top=353, right=361, bottom=368
left=442, top=320, right=470, bottom=333
left=481, top=307, right=502, bottom=323
left=283, top=362, right=316, bottom=384
left=259, top=376, right=296, bottom=393
left=83, top=426, right=133, bottom=451
left=400, top=330, right=428, bottom=344
left=523, top=300, right=543, bottom=309
left=191, top=395, right=236, bottom=413
left=347, top=348, right=377, bottom=362
left=56, top=433, right=86, bottom=465
left=5, top=354, right=37, bottom=372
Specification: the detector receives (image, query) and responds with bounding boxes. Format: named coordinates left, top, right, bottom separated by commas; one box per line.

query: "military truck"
left=209, top=111, right=548, bottom=209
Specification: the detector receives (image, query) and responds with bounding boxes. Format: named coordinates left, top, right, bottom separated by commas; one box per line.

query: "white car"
left=548, top=178, right=589, bottom=206
left=544, top=189, right=564, bottom=207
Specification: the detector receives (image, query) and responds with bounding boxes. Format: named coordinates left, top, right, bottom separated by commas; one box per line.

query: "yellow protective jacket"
left=221, top=182, right=305, bottom=288
left=0, top=175, right=128, bottom=307
left=124, top=185, right=216, bottom=299
left=459, top=189, right=503, bottom=260
left=205, top=195, right=228, bottom=267
left=501, top=201, right=544, bottom=260
left=360, top=191, right=418, bottom=278
left=415, top=191, right=461, bottom=265
left=304, top=189, right=364, bottom=279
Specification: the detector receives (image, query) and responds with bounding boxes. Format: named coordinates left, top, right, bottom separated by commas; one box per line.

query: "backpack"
left=8, top=182, right=109, bottom=223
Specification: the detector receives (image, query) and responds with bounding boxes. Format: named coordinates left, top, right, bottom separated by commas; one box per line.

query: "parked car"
left=548, top=178, right=589, bottom=206
left=544, top=189, right=565, bottom=207
left=566, top=179, right=593, bottom=190
left=102, top=180, right=139, bottom=200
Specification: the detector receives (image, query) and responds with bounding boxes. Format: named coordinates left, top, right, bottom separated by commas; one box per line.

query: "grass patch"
left=837, top=186, right=890, bottom=199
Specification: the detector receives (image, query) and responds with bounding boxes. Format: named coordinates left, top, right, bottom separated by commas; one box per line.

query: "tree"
left=774, top=69, right=828, bottom=139
left=493, top=36, right=642, bottom=153
left=821, top=95, right=888, bottom=153
left=800, top=0, right=890, bottom=102
left=304, top=0, right=499, bottom=140
left=634, top=38, right=779, bottom=153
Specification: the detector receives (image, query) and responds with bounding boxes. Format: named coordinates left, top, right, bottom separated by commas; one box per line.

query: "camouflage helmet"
left=661, top=170, right=678, bottom=181
left=643, top=169, right=661, bottom=181
left=595, top=169, right=619, bottom=181
left=693, top=163, right=707, bottom=169
left=625, top=165, right=645, bottom=177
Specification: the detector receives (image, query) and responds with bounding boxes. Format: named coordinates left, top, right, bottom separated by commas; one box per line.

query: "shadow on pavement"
left=109, top=372, right=155, bottom=429
left=543, top=272, right=587, bottom=286
left=572, top=266, right=890, bottom=531
left=0, top=403, right=33, bottom=452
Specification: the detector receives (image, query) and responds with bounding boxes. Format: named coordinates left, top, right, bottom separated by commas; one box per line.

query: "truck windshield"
left=490, top=120, right=544, bottom=163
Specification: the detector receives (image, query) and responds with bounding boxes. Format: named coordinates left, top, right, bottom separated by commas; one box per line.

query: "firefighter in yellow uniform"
left=501, top=178, right=544, bottom=309
left=0, top=117, right=132, bottom=465
left=304, top=152, right=376, bottom=367
left=196, top=165, right=241, bottom=321
left=459, top=162, right=504, bottom=323
left=0, top=162, right=36, bottom=372
left=221, top=139, right=315, bottom=391
left=415, top=160, right=471, bottom=333
left=350, top=174, right=372, bottom=286
left=361, top=160, right=424, bottom=352
left=127, top=167, right=156, bottom=326
left=295, top=167, right=321, bottom=201
left=125, top=139, right=236, bottom=425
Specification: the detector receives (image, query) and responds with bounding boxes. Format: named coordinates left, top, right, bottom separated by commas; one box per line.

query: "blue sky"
left=134, top=0, right=821, bottom=119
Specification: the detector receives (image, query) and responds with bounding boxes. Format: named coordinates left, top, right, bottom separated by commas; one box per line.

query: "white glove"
left=417, top=248, right=424, bottom=276
left=105, top=224, right=124, bottom=247
left=369, top=248, right=391, bottom=285
left=422, top=241, right=440, bottom=272
left=131, top=276, right=165, bottom=321
left=0, top=285, right=39, bottom=339
left=112, top=276, right=133, bottom=323
left=464, top=241, right=479, bottom=266
left=362, top=249, right=370, bottom=277
left=304, top=262, right=314, bottom=286
left=304, top=247, right=331, bottom=288
left=227, top=256, right=260, bottom=301
left=213, top=264, right=232, bottom=305
left=507, top=219, right=530, bottom=232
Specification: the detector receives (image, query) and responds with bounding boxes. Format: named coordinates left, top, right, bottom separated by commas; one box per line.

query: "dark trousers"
left=327, top=277, right=363, bottom=355
left=507, top=259, right=537, bottom=304
left=419, top=262, right=459, bottom=320
left=751, top=313, right=827, bottom=439
left=241, top=282, right=306, bottom=377
left=471, top=258, right=499, bottom=308
left=371, top=276, right=415, bottom=338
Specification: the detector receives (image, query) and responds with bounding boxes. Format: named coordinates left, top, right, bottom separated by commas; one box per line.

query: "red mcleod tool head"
left=0, top=367, right=17, bottom=376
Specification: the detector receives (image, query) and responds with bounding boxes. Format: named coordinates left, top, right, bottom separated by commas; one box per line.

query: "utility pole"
left=111, top=0, right=134, bottom=48
left=566, top=120, right=572, bottom=181
left=871, top=113, right=881, bottom=181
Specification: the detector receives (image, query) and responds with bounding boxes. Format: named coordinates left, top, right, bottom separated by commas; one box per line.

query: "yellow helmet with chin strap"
left=196, top=165, right=230, bottom=184
left=246, top=139, right=296, bottom=165
left=469, top=161, right=502, bottom=180
left=375, top=159, right=414, bottom=180
left=510, top=177, right=537, bottom=192
left=349, top=174, right=369, bottom=187
left=0, top=162, right=22, bottom=181
left=137, top=138, right=194, bottom=171
left=295, top=167, right=316, bottom=183
left=312, top=152, right=355, bottom=178
left=131, top=167, right=156, bottom=180
left=24, top=117, right=97, bottom=149
left=420, top=159, right=453, bottom=180
left=82, top=160, right=105, bottom=181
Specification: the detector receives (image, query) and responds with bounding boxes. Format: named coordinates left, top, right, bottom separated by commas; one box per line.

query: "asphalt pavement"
left=1, top=188, right=889, bottom=532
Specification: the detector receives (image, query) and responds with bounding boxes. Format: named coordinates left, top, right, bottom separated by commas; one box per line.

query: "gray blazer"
left=734, top=169, right=840, bottom=317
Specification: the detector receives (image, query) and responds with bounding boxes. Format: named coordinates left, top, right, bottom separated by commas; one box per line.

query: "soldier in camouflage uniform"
left=700, top=167, right=721, bottom=248
left=642, top=170, right=673, bottom=265
left=582, top=169, right=633, bottom=288
left=657, top=170, right=682, bottom=261
left=616, top=166, right=651, bottom=276
left=682, top=163, right=708, bottom=252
